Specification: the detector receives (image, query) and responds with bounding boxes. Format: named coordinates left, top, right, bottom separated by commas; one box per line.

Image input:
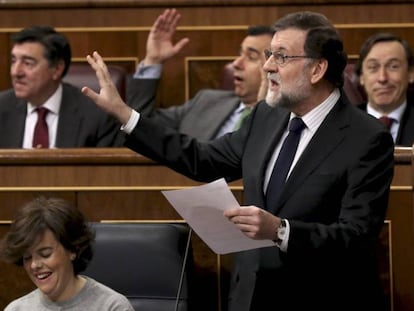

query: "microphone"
left=174, top=226, right=193, bottom=311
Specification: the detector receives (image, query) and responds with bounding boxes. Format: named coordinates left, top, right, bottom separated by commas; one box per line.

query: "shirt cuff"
left=120, top=110, right=140, bottom=134
left=133, top=61, right=162, bottom=79
left=277, top=219, right=290, bottom=252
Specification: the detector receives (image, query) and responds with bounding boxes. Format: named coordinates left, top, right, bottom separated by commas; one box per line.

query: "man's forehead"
left=242, top=34, right=271, bottom=51
left=368, top=41, right=405, bottom=55
left=365, top=42, right=407, bottom=62
left=271, top=29, right=306, bottom=50
left=12, top=42, right=45, bottom=55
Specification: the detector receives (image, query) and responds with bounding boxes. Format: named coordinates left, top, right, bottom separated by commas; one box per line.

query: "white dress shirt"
left=22, top=84, right=63, bottom=149
left=366, top=101, right=406, bottom=143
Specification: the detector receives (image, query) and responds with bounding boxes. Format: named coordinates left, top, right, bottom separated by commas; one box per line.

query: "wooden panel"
left=0, top=147, right=411, bottom=311
left=2, top=24, right=414, bottom=105
left=186, top=57, right=235, bottom=100
left=0, top=148, right=243, bottom=311
left=0, top=2, right=414, bottom=28
left=0, top=1, right=410, bottom=8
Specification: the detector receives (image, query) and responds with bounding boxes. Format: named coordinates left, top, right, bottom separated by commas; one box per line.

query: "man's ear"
left=52, top=60, right=66, bottom=81
left=359, top=74, right=365, bottom=86
left=408, top=66, right=414, bottom=84
left=310, top=58, right=328, bottom=84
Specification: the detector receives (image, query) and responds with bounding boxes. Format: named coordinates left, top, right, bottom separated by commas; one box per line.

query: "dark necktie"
left=233, top=107, right=252, bottom=131
left=379, top=116, right=394, bottom=131
left=266, top=117, right=306, bottom=211
left=32, top=107, right=49, bottom=148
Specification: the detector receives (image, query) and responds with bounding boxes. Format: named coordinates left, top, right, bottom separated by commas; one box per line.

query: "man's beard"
left=265, top=73, right=310, bottom=110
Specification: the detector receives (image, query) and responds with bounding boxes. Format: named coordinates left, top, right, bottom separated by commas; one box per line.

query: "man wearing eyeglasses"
left=355, top=32, right=414, bottom=146
left=127, top=9, right=273, bottom=141
left=83, top=11, right=393, bottom=311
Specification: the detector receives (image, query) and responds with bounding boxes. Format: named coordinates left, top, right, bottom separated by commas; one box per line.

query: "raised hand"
left=82, top=51, right=132, bottom=125
left=143, top=8, right=190, bottom=65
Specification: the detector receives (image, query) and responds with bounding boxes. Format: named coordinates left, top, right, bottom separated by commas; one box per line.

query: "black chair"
left=63, top=63, right=127, bottom=100
left=83, top=222, right=193, bottom=311
left=343, top=63, right=367, bottom=106
left=220, top=62, right=235, bottom=91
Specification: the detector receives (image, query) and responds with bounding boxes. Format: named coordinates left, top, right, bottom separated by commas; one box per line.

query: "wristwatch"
left=274, top=219, right=287, bottom=244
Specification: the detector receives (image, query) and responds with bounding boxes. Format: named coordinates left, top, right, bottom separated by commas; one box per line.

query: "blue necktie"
left=266, top=117, right=305, bottom=212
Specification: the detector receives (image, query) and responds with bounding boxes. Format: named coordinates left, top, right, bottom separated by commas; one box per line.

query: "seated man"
left=127, top=9, right=274, bottom=141
left=355, top=32, right=414, bottom=146
left=0, top=26, right=123, bottom=148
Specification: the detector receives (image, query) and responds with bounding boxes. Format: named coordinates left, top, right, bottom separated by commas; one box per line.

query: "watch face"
left=277, top=220, right=287, bottom=240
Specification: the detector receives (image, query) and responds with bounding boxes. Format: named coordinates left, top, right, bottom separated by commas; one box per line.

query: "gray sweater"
left=4, top=276, right=134, bottom=311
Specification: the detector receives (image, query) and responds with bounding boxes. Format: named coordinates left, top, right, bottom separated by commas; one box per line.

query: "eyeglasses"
left=264, top=49, right=314, bottom=65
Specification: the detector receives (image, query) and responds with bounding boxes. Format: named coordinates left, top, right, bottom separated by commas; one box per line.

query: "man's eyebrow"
left=365, top=57, right=402, bottom=64
left=21, top=55, right=37, bottom=62
left=11, top=54, right=37, bottom=62
left=246, top=47, right=261, bottom=55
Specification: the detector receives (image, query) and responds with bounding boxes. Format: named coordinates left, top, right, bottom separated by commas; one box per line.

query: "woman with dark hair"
left=0, top=197, right=134, bottom=311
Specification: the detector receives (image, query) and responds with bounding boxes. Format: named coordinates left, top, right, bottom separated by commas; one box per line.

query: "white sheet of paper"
left=161, top=178, right=275, bottom=254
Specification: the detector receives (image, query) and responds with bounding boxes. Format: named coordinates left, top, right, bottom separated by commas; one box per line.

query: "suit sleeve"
left=127, top=78, right=205, bottom=131
left=124, top=112, right=246, bottom=182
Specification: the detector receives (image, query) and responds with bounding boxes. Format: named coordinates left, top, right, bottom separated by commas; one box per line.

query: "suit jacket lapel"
left=274, top=99, right=349, bottom=214
left=55, top=85, right=81, bottom=147
left=2, top=99, right=27, bottom=147
left=207, top=97, right=241, bottom=140
left=396, top=103, right=414, bottom=145
left=256, top=105, right=291, bottom=205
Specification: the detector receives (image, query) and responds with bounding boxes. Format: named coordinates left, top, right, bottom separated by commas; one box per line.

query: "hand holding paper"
left=161, top=178, right=275, bottom=254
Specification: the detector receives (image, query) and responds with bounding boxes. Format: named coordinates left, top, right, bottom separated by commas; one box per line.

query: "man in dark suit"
left=127, top=9, right=273, bottom=141
left=0, top=26, right=121, bottom=148
left=355, top=32, right=414, bottom=146
left=83, top=11, right=394, bottom=311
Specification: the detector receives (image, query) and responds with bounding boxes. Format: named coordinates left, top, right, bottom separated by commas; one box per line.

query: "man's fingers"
left=81, top=86, right=98, bottom=102
left=174, top=38, right=190, bottom=53
left=86, top=52, right=113, bottom=86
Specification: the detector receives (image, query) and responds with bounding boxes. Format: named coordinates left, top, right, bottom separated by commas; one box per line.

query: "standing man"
left=355, top=32, right=414, bottom=145
left=128, top=9, right=273, bottom=141
left=0, top=26, right=122, bottom=148
left=83, top=11, right=394, bottom=311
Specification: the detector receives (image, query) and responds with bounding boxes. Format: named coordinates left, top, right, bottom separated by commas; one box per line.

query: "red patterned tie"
left=32, top=107, right=49, bottom=148
left=379, top=116, right=393, bottom=131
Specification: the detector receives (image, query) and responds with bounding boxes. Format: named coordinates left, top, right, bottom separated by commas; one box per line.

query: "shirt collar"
left=27, top=83, right=63, bottom=115
left=290, top=88, right=340, bottom=133
left=235, top=102, right=248, bottom=114
left=367, top=100, right=406, bottom=124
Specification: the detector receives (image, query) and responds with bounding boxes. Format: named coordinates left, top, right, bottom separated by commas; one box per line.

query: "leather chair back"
left=220, top=62, right=235, bottom=91
left=63, top=63, right=127, bottom=100
left=84, top=222, right=193, bottom=311
left=343, top=63, right=366, bottom=105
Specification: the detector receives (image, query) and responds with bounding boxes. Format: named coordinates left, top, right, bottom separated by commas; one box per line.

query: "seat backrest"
left=220, top=62, right=235, bottom=90
left=83, top=222, right=193, bottom=311
left=343, top=63, right=366, bottom=105
left=63, top=63, right=127, bottom=100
